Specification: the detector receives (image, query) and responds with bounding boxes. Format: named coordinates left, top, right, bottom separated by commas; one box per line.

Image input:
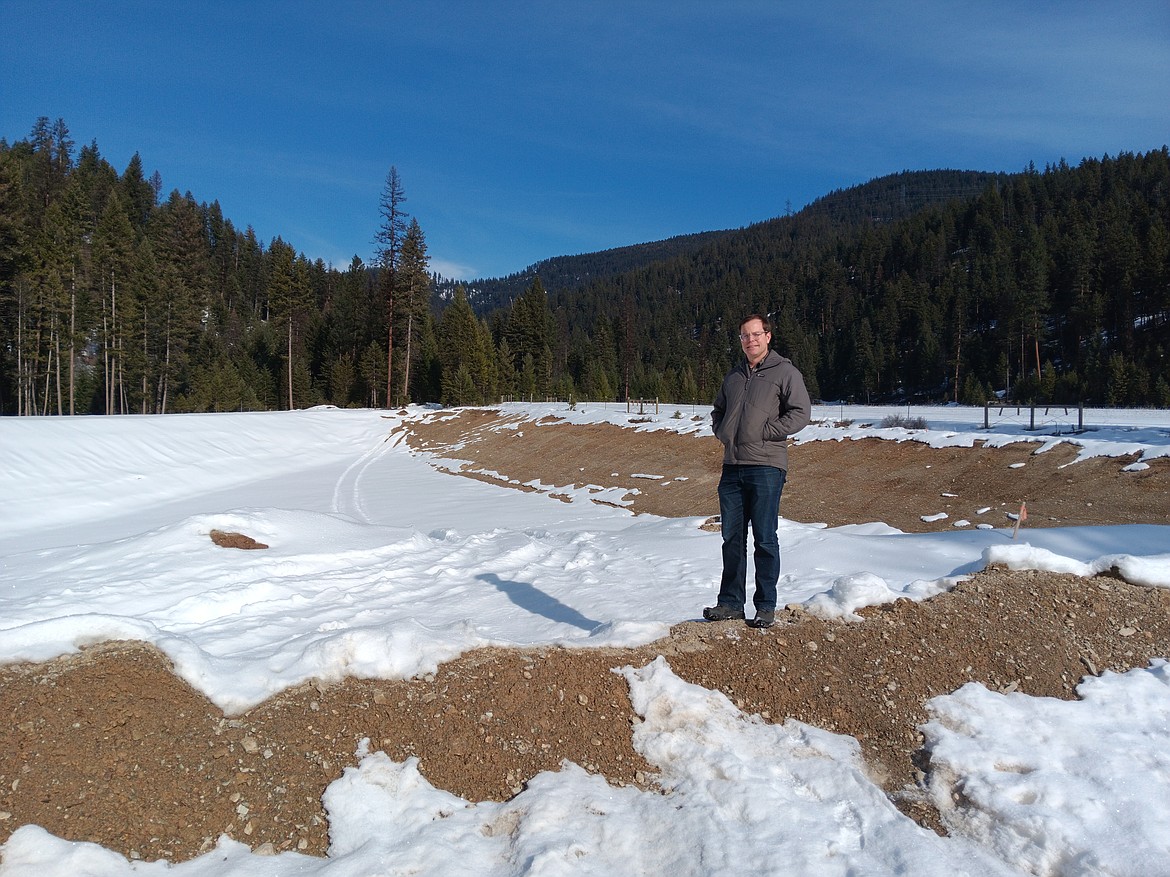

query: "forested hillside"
left=522, top=158, right=1169, bottom=407
left=441, top=230, right=730, bottom=315
left=1, top=116, right=1167, bottom=415
left=444, top=170, right=1005, bottom=313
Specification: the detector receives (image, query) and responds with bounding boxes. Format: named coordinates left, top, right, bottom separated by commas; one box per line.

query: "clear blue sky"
left=3, top=1, right=1167, bottom=280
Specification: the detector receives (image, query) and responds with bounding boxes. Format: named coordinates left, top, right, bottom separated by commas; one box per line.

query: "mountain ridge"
left=442, top=167, right=1010, bottom=312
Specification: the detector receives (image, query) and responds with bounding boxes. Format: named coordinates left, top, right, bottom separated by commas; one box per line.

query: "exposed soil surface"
left=406, top=407, right=1169, bottom=532
left=2, top=408, right=1168, bottom=863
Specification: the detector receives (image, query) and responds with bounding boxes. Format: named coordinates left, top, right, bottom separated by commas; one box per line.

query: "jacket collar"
left=745, top=349, right=779, bottom=371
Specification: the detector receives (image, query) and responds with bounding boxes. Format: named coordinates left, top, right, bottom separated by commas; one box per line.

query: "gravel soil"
left=2, top=408, right=1168, bottom=862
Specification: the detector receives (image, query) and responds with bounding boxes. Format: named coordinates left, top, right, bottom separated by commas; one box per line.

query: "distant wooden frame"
left=983, top=401, right=1084, bottom=433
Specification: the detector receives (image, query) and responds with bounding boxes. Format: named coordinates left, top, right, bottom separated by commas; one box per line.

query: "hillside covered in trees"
left=500, top=158, right=1168, bottom=408
left=1, top=117, right=1167, bottom=415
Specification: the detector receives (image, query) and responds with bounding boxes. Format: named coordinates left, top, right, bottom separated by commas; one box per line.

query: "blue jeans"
left=716, top=464, right=787, bottom=613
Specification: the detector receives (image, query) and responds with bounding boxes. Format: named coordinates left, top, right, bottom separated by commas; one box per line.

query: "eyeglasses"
left=738, top=331, right=769, bottom=341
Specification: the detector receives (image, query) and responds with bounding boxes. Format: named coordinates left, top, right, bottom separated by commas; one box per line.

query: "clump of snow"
left=923, top=661, right=1170, bottom=874
left=986, top=541, right=1170, bottom=589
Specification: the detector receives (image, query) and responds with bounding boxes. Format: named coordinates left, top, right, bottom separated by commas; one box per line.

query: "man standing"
left=705, top=314, right=811, bottom=628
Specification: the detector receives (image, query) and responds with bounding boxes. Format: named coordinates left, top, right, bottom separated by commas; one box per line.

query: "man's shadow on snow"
left=477, top=573, right=601, bottom=631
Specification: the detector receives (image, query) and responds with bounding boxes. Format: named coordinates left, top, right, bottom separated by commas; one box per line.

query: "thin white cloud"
left=430, top=258, right=479, bottom=282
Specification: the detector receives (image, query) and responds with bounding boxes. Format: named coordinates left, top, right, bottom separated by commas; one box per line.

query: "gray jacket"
left=712, top=350, right=811, bottom=471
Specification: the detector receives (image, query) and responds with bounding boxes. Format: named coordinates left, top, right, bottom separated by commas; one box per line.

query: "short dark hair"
left=740, top=313, right=771, bottom=333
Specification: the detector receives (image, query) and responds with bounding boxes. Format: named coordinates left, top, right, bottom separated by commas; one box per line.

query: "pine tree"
left=506, top=278, right=553, bottom=397
left=265, top=238, right=312, bottom=409
left=359, top=341, right=386, bottom=407
left=92, top=190, right=136, bottom=413
left=436, top=287, right=482, bottom=405
left=495, top=337, right=517, bottom=400
left=119, top=153, right=156, bottom=228
left=397, top=219, right=430, bottom=403
left=149, top=191, right=209, bottom=412
left=374, top=167, right=407, bottom=407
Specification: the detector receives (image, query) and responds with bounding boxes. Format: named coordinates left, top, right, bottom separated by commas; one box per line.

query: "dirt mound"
left=210, top=529, right=269, bottom=550
left=403, top=407, right=1168, bottom=532
left=2, top=409, right=1167, bottom=862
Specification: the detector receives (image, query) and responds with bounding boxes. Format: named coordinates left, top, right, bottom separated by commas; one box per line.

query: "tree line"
left=480, top=154, right=1169, bottom=407
left=1, top=118, right=1167, bottom=415
left=0, top=119, right=545, bottom=415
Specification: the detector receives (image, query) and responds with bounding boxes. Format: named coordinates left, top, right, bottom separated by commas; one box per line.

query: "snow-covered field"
left=1, top=402, right=1168, bottom=876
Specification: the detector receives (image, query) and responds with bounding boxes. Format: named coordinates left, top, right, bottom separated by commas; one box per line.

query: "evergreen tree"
left=149, top=191, right=209, bottom=412
left=506, top=278, right=553, bottom=397
left=119, top=153, right=156, bottom=228
left=373, top=167, right=407, bottom=407
left=436, top=287, right=494, bottom=405
left=265, top=238, right=312, bottom=409
left=359, top=340, right=386, bottom=407
left=92, top=190, right=136, bottom=413
left=397, top=219, right=430, bottom=403
left=328, top=352, right=357, bottom=405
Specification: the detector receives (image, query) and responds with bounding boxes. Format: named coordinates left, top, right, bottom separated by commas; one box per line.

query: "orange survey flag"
left=1012, top=502, right=1028, bottom=539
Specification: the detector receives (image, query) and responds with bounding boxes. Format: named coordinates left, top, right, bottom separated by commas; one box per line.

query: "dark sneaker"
left=703, top=604, right=745, bottom=622
left=746, top=610, right=775, bottom=629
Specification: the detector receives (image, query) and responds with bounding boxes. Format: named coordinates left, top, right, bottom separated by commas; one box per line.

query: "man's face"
left=739, top=319, right=771, bottom=364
